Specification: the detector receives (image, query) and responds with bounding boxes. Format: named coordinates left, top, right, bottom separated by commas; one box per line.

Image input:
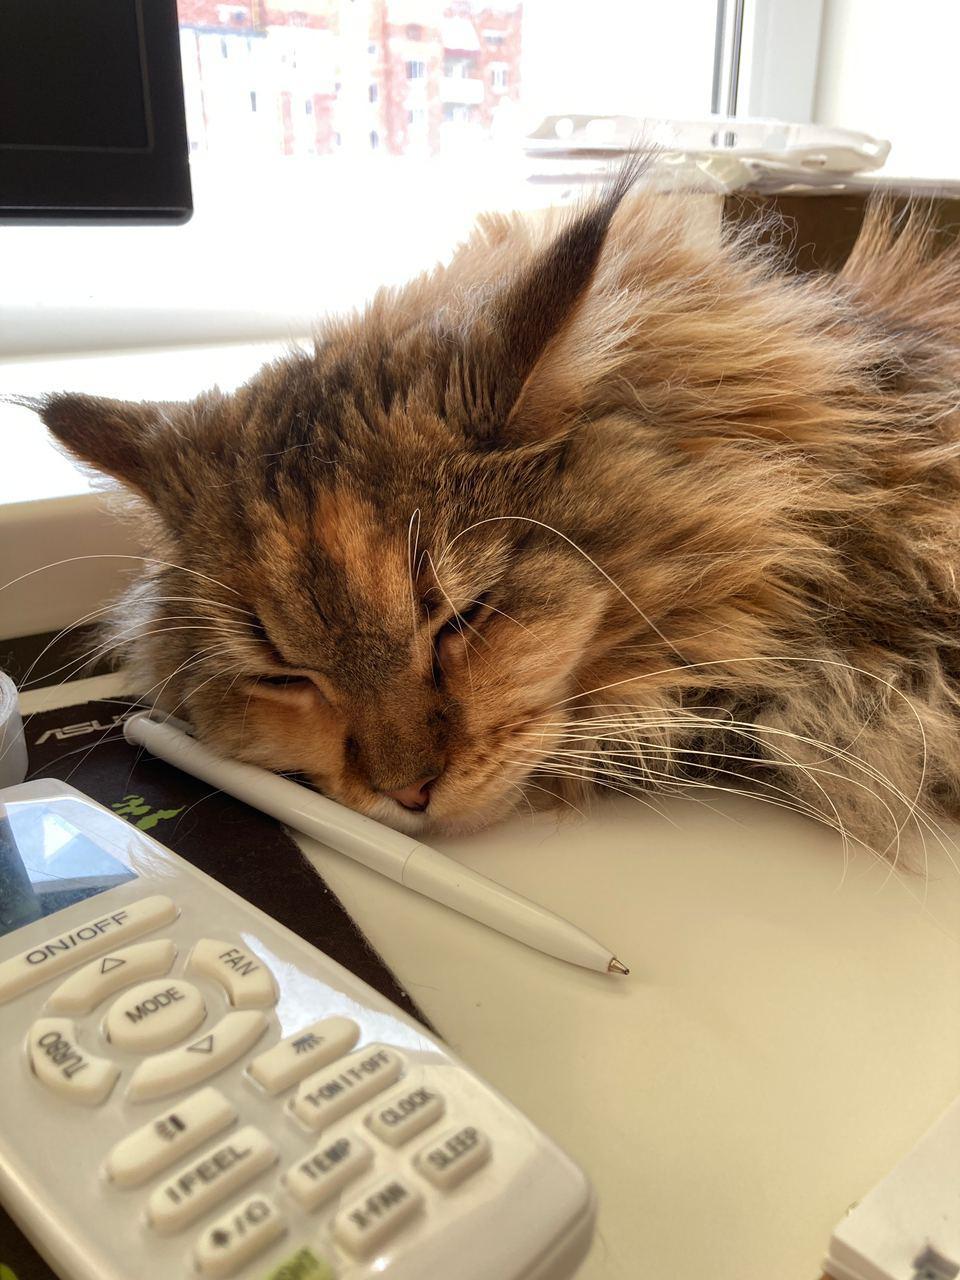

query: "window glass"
left=0, top=1, right=719, bottom=360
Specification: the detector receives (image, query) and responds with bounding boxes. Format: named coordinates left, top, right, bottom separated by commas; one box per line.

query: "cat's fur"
left=38, top=172, right=960, bottom=861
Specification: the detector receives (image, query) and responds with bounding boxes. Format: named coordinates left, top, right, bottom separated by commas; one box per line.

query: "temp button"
left=105, top=978, right=205, bottom=1053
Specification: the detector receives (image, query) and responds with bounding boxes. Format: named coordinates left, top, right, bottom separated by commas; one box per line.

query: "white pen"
left=123, top=710, right=629, bottom=976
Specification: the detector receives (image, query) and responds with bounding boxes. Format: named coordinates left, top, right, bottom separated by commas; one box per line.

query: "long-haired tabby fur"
left=37, top=165, right=960, bottom=864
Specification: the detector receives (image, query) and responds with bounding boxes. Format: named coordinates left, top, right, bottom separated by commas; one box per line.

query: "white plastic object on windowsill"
left=824, top=1096, right=960, bottom=1280
left=525, top=114, right=896, bottom=195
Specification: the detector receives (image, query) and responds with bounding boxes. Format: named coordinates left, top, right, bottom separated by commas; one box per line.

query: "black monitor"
left=0, top=0, right=192, bottom=223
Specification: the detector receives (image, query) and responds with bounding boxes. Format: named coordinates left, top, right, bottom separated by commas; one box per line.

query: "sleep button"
left=105, top=978, right=205, bottom=1053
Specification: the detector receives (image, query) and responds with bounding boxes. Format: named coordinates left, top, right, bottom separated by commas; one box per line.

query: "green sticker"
left=0, top=1266, right=21, bottom=1280
left=261, top=1246, right=335, bottom=1280
left=111, top=795, right=185, bottom=831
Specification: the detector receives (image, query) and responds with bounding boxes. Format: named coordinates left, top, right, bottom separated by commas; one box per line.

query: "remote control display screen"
left=0, top=804, right=136, bottom=938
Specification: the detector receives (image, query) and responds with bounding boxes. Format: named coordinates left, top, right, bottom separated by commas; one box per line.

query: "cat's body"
left=40, top=175, right=960, bottom=861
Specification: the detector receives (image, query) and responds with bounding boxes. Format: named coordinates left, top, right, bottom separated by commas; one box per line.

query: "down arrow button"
left=126, top=1010, right=268, bottom=1101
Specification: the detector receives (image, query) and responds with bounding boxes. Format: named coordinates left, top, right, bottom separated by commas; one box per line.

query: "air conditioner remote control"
left=0, top=779, right=595, bottom=1280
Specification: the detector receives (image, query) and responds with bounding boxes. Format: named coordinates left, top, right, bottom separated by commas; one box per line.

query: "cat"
left=36, top=165, right=960, bottom=865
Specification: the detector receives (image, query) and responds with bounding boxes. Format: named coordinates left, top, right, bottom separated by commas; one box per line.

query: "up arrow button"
left=47, top=939, right=177, bottom=1017
left=127, top=1010, right=268, bottom=1101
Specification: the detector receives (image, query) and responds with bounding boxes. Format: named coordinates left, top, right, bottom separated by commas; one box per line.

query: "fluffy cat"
left=37, top=168, right=960, bottom=863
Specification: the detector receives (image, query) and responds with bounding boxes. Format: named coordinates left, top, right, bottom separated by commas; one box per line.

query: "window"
left=444, top=54, right=477, bottom=79
left=9, top=0, right=960, bottom=563
left=2, top=0, right=729, bottom=367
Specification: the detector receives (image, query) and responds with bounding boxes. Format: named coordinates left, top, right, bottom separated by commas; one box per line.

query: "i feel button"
left=105, top=978, right=205, bottom=1052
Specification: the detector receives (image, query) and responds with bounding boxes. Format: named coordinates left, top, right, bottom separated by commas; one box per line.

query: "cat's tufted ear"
left=35, top=392, right=191, bottom=508
left=453, top=153, right=647, bottom=448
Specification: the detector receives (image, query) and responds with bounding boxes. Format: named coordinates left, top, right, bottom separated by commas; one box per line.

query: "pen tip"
left=608, top=957, right=630, bottom=976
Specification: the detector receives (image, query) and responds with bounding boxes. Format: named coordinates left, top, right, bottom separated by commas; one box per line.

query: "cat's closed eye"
left=256, top=673, right=312, bottom=689
left=244, top=671, right=322, bottom=706
left=433, top=596, right=492, bottom=675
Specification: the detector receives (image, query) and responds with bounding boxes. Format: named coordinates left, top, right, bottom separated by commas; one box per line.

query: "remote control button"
left=103, top=1086, right=237, bottom=1188
left=283, top=1133, right=373, bottom=1211
left=193, top=1193, right=285, bottom=1277
left=46, top=939, right=176, bottom=1015
left=332, top=1174, right=423, bottom=1258
left=147, top=1125, right=277, bottom=1234
left=0, top=895, right=177, bottom=1005
left=105, top=978, right=205, bottom=1052
left=188, top=940, right=278, bottom=1009
left=289, top=1045, right=403, bottom=1132
left=27, top=1017, right=119, bottom=1105
left=248, top=1017, right=360, bottom=1095
left=262, top=1246, right=336, bottom=1280
left=366, top=1084, right=444, bottom=1148
left=127, top=1010, right=268, bottom=1102
left=414, top=1125, right=491, bottom=1191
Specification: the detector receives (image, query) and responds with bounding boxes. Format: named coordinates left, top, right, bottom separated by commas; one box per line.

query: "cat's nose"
left=383, top=774, right=439, bottom=812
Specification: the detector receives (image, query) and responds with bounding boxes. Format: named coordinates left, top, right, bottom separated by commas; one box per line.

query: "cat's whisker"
left=427, top=553, right=490, bottom=653
left=518, top=778, right=588, bottom=820
left=137, top=643, right=245, bottom=720
left=510, top=649, right=939, bottom=866
left=460, top=596, right=593, bottom=695
left=436, top=515, right=687, bottom=662
left=407, top=507, right=422, bottom=638
left=17, top=617, right=251, bottom=692
left=0, top=620, right=251, bottom=775
left=515, top=701, right=957, bottom=880
left=0, top=554, right=247, bottom=600
left=523, top=713, right=882, bottom=858
left=425, top=552, right=481, bottom=694
left=504, top=760, right=682, bottom=829
left=512, top=739, right=857, bottom=855
left=56, top=642, right=243, bottom=784
left=28, top=733, right=131, bottom=775
left=512, top=750, right=868, bottom=863
left=168, top=662, right=251, bottom=724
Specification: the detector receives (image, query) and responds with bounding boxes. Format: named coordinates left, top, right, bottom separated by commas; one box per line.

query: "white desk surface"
left=298, top=795, right=960, bottom=1280
left=20, top=677, right=960, bottom=1280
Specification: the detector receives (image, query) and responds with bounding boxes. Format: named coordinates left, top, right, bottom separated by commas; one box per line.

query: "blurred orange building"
left=177, top=0, right=522, bottom=157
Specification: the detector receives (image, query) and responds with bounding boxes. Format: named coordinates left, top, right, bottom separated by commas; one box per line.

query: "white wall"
left=814, top=0, right=960, bottom=178
left=520, top=0, right=717, bottom=121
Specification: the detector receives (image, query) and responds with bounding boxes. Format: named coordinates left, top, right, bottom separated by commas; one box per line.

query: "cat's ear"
left=35, top=393, right=188, bottom=506
left=456, top=154, right=647, bottom=447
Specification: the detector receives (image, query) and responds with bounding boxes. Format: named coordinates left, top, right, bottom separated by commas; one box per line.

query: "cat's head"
left=39, top=168, right=659, bottom=833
